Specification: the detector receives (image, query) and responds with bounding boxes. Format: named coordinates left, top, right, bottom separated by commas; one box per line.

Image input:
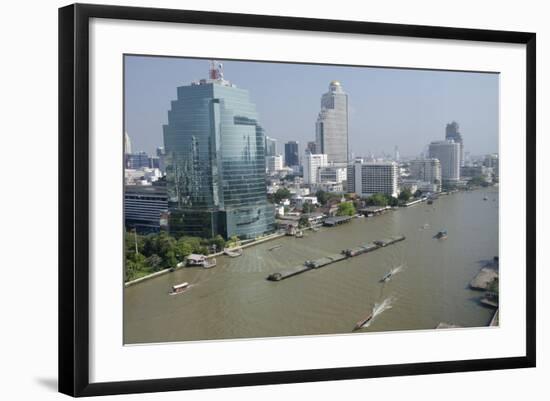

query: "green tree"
left=125, top=252, right=149, bottom=281
left=336, top=201, right=356, bottom=216
left=226, top=235, right=241, bottom=248
left=315, top=189, right=329, bottom=205
left=209, top=235, right=226, bottom=252
left=365, top=193, right=388, bottom=206
left=125, top=229, right=144, bottom=256
left=398, top=188, right=412, bottom=202
left=146, top=254, right=163, bottom=271
left=175, top=239, right=194, bottom=260
left=272, top=188, right=291, bottom=204
left=414, top=189, right=423, bottom=198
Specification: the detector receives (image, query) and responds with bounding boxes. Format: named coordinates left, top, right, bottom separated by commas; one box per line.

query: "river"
left=124, top=187, right=499, bottom=344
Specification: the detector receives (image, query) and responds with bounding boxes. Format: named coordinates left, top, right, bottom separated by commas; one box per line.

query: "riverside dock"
left=267, top=235, right=405, bottom=281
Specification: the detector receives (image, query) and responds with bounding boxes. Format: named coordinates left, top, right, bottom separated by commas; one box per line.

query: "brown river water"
left=124, top=188, right=499, bottom=344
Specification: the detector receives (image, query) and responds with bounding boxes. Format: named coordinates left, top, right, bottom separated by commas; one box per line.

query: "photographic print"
left=123, top=55, right=499, bottom=344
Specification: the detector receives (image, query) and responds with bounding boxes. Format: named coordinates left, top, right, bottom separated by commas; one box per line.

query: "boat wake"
left=380, top=264, right=405, bottom=283
left=359, top=296, right=396, bottom=329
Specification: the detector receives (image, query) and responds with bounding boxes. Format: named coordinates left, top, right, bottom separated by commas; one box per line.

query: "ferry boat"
left=353, top=313, right=373, bottom=331
left=169, top=282, right=189, bottom=295
left=433, top=230, right=448, bottom=240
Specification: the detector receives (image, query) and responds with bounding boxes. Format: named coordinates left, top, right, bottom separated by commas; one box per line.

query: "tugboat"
left=169, top=282, right=189, bottom=295
left=353, top=313, right=373, bottom=331
left=433, top=230, right=448, bottom=240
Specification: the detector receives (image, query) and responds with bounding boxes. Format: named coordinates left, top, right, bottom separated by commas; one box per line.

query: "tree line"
left=125, top=231, right=238, bottom=282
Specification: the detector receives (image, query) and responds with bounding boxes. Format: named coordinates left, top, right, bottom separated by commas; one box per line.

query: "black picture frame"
left=59, top=3, right=536, bottom=397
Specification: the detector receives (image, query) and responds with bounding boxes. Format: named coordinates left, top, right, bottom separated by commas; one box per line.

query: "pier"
left=267, top=235, right=405, bottom=281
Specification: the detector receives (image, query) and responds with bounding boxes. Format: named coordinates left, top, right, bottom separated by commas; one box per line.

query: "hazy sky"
left=124, top=55, right=499, bottom=158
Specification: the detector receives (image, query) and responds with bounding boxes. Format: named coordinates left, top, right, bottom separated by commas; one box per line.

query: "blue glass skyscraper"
left=163, top=61, right=275, bottom=239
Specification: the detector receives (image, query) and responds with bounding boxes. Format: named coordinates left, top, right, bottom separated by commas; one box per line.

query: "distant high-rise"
left=428, top=140, right=461, bottom=183
left=445, top=121, right=464, bottom=167
left=124, top=131, right=132, bottom=154
left=394, top=146, right=400, bottom=162
left=284, top=141, right=299, bottom=167
left=315, top=81, right=349, bottom=165
left=306, top=141, right=317, bottom=154
left=347, top=160, right=398, bottom=197
left=265, top=136, right=277, bottom=157
left=409, top=158, right=442, bottom=192
left=303, top=153, right=328, bottom=185
left=163, top=61, right=275, bottom=239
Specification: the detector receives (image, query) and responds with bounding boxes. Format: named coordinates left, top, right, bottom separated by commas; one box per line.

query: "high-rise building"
left=162, top=61, right=275, bottom=239
left=303, top=153, right=328, bottom=185
left=315, top=81, right=349, bottom=165
left=284, top=141, right=299, bottom=167
left=428, top=140, right=461, bottom=183
left=265, top=136, right=277, bottom=157
left=266, top=155, right=283, bottom=173
left=409, top=158, right=442, bottom=192
left=124, top=131, right=132, bottom=154
left=306, top=141, right=317, bottom=154
left=347, top=160, right=398, bottom=198
left=445, top=121, right=464, bottom=167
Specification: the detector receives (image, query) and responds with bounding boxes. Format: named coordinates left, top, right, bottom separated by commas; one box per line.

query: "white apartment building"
left=347, top=160, right=399, bottom=198
left=303, top=153, right=328, bottom=185
left=266, top=154, right=283, bottom=174
left=409, top=158, right=442, bottom=192
left=319, top=166, right=347, bottom=183
left=428, top=140, right=460, bottom=183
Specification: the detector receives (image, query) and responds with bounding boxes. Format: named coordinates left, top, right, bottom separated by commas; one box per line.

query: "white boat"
left=169, top=282, right=189, bottom=295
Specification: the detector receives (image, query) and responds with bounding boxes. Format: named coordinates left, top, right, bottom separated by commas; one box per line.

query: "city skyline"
left=124, top=56, right=499, bottom=157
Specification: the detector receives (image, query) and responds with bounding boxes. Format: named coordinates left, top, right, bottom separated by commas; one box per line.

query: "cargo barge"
left=267, top=235, right=405, bottom=281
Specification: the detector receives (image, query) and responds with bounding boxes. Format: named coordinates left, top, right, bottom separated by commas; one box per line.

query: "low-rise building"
left=124, top=185, right=168, bottom=233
